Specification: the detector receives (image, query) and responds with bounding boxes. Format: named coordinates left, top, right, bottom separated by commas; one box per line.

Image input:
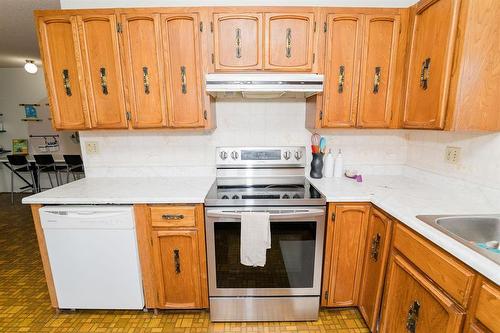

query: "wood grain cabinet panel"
left=322, top=14, right=363, bottom=128
left=380, top=254, right=465, bottom=333
left=161, top=14, right=205, bottom=128
left=322, top=203, right=370, bottom=307
left=403, top=0, right=461, bottom=129
left=120, top=13, right=167, bottom=128
left=36, top=16, right=90, bottom=130
left=358, top=208, right=393, bottom=332
left=357, top=15, right=400, bottom=128
left=465, top=279, right=500, bottom=333
left=264, top=13, right=315, bottom=71
left=213, top=13, right=262, bottom=70
left=77, top=14, right=128, bottom=129
left=152, top=229, right=203, bottom=308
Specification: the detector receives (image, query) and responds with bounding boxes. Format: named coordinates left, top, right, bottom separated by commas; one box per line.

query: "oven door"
left=205, top=207, right=325, bottom=297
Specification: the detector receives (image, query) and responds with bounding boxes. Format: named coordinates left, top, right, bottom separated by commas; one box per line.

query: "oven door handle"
left=206, top=209, right=325, bottom=220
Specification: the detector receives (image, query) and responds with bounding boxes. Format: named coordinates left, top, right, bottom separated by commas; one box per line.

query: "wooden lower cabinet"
left=358, top=207, right=393, bottom=332
left=465, top=278, right=500, bottom=333
left=379, top=253, right=465, bottom=333
left=322, top=203, right=370, bottom=307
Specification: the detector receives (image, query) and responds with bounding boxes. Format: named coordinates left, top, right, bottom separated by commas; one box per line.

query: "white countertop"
left=22, top=173, right=500, bottom=284
left=22, top=176, right=215, bottom=204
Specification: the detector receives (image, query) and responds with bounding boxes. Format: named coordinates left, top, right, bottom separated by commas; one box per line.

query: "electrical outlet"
left=445, top=146, right=461, bottom=164
left=85, top=141, right=99, bottom=155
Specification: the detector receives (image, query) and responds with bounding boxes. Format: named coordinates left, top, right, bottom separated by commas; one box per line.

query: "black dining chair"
left=6, top=155, right=37, bottom=204
left=33, top=154, right=66, bottom=192
left=63, top=155, right=85, bottom=182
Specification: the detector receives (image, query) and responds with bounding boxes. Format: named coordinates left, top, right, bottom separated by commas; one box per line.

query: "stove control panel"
left=216, top=146, right=306, bottom=167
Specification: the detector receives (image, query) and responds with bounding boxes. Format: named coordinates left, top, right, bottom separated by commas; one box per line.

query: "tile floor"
left=0, top=193, right=369, bottom=332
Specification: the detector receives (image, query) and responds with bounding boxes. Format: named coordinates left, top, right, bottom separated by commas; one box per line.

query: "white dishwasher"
left=40, top=205, right=144, bottom=310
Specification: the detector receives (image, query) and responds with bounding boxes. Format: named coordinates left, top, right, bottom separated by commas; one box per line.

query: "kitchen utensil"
left=311, top=133, right=320, bottom=146
left=319, top=137, right=326, bottom=153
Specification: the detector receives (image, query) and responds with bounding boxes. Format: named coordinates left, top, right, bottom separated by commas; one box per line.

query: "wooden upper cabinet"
left=120, top=13, right=167, bottom=128
left=37, top=16, right=90, bottom=130
left=403, top=0, right=460, bottom=129
left=77, top=14, right=128, bottom=129
left=152, top=229, right=203, bottom=308
left=357, top=15, right=400, bottom=128
left=213, top=13, right=262, bottom=71
left=322, top=14, right=363, bottom=128
left=380, top=254, right=465, bottom=333
left=264, top=13, right=315, bottom=71
left=161, top=14, right=205, bottom=128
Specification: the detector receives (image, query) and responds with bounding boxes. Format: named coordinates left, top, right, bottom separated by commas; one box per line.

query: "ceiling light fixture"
left=24, top=60, right=38, bottom=74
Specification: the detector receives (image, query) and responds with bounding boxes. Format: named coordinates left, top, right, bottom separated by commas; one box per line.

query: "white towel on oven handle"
left=240, top=211, right=271, bottom=267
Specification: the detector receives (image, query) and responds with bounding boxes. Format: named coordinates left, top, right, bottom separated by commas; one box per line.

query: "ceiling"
left=0, top=0, right=60, bottom=68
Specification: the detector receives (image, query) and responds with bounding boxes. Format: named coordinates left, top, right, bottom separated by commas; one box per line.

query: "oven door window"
left=214, top=221, right=316, bottom=289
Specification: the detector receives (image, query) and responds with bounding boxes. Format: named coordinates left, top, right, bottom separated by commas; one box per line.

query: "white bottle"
left=333, top=149, right=344, bottom=178
left=324, top=149, right=334, bottom=178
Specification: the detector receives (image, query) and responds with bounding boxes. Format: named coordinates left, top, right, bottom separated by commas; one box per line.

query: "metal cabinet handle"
left=406, top=300, right=421, bottom=333
left=373, top=66, right=381, bottom=94
left=62, top=69, right=72, bottom=96
left=420, top=58, right=431, bottom=90
left=180, top=66, right=187, bottom=94
left=370, top=233, right=381, bottom=262
left=286, top=28, right=292, bottom=58
left=142, top=66, right=150, bottom=95
left=235, top=28, right=242, bottom=59
left=162, top=214, right=184, bottom=220
left=173, top=249, right=181, bottom=274
left=338, top=65, right=345, bottom=93
left=99, top=67, right=108, bottom=95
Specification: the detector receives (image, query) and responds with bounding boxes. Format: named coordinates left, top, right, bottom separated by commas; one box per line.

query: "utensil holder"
left=310, top=153, right=324, bottom=179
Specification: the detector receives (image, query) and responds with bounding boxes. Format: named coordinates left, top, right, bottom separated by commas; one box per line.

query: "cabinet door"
left=358, top=208, right=393, bottom=332
left=264, top=13, right=315, bottom=71
left=120, top=13, right=167, bottom=128
left=152, top=229, right=202, bottom=308
left=213, top=13, right=262, bottom=71
left=161, top=14, right=205, bottom=128
left=322, top=203, right=370, bottom=307
left=380, top=254, right=464, bottom=333
left=403, top=0, right=460, bottom=129
left=357, top=15, right=400, bottom=128
left=322, top=14, right=363, bottom=128
left=77, top=14, right=128, bottom=129
left=465, top=279, right=500, bottom=333
left=37, top=16, right=90, bottom=130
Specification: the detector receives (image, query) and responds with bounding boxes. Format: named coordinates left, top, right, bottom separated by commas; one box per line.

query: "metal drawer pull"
left=180, top=66, right=187, bottom=94
left=370, top=233, right=381, bottom=262
left=235, top=28, right=242, bottom=59
left=162, top=214, right=185, bottom=220
left=373, top=66, right=381, bottom=94
left=99, top=67, right=108, bottom=95
left=420, top=58, right=431, bottom=90
left=173, top=249, right=181, bottom=274
left=142, top=66, right=150, bottom=95
left=286, top=28, right=292, bottom=58
left=406, top=300, right=420, bottom=333
left=338, top=65, right=345, bottom=93
left=62, top=69, right=72, bottom=96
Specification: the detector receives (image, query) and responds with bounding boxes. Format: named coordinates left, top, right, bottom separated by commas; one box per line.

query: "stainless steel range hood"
left=205, top=73, right=323, bottom=99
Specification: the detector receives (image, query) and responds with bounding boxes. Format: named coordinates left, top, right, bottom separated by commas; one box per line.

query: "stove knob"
left=282, top=194, right=290, bottom=199
left=221, top=195, right=229, bottom=199
left=219, top=151, right=228, bottom=160
left=294, top=151, right=303, bottom=160
left=231, top=151, right=239, bottom=160
left=232, top=195, right=239, bottom=199
left=283, top=150, right=291, bottom=160
left=293, top=194, right=300, bottom=199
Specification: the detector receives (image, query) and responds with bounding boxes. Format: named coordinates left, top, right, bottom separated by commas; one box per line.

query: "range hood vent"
left=205, top=73, right=323, bottom=99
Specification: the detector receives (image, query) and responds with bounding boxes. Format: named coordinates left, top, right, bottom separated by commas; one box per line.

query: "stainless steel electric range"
left=204, top=146, right=326, bottom=322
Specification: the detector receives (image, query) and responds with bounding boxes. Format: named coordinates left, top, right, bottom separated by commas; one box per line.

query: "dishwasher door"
left=39, top=205, right=144, bottom=310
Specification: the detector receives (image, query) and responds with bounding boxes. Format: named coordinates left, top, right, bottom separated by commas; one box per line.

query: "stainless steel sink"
left=416, top=215, right=500, bottom=265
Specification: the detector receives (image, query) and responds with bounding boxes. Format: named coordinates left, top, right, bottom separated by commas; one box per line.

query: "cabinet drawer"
left=150, top=206, right=196, bottom=228
left=393, top=224, right=475, bottom=307
left=475, top=282, right=500, bottom=332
